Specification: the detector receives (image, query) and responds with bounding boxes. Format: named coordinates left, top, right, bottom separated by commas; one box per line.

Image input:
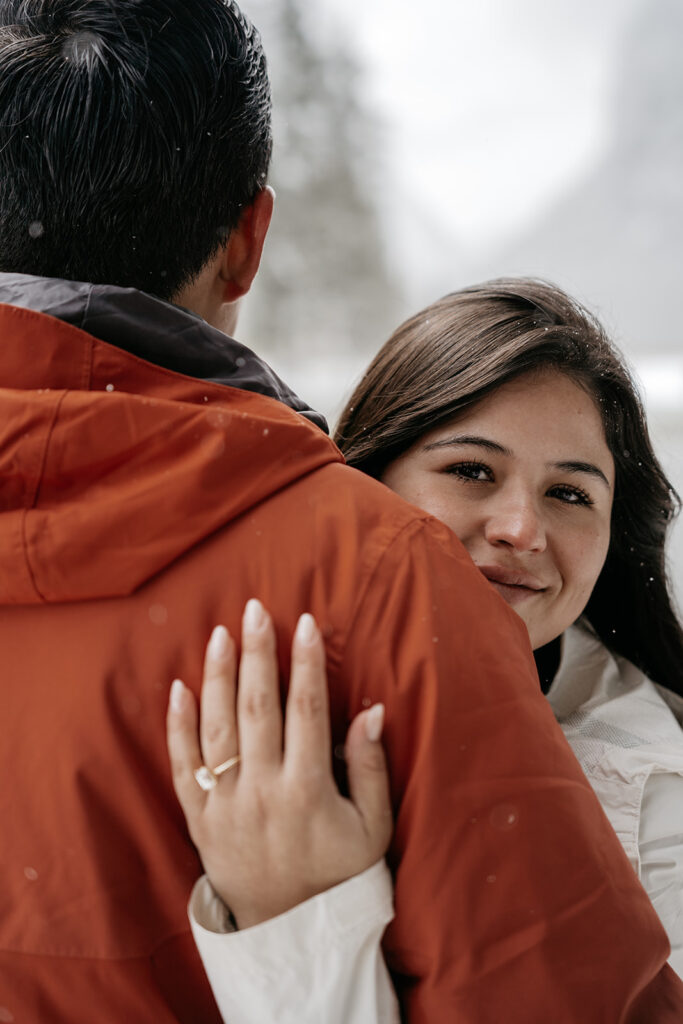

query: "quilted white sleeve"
left=189, top=859, right=400, bottom=1024
left=639, top=771, right=683, bottom=979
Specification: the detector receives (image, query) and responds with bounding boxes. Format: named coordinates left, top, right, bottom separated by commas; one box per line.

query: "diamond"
left=194, top=766, right=217, bottom=791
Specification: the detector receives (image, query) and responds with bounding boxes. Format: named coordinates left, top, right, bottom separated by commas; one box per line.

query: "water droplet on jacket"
left=361, top=697, right=372, bottom=707
left=235, top=357, right=246, bottom=368
left=24, top=867, right=38, bottom=881
left=263, top=428, right=269, bottom=437
left=333, top=744, right=345, bottom=761
left=28, top=221, right=44, bottom=239
left=105, top=383, right=115, bottom=392
left=486, top=874, right=497, bottom=883
left=149, top=604, right=168, bottom=626
left=489, top=803, right=519, bottom=830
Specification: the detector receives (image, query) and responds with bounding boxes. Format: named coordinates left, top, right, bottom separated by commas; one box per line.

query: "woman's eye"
left=548, top=484, right=594, bottom=507
left=445, top=461, right=493, bottom=482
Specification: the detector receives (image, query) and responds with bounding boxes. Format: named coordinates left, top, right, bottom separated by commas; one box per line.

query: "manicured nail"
left=365, top=704, right=385, bottom=743
left=208, top=625, right=229, bottom=659
left=295, top=612, right=318, bottom=646
left=170, top=678, right=187, bottom=713
left=243, top=598, right=266, bottom=634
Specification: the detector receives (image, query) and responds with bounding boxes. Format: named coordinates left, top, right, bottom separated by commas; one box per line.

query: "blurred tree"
left=240, top=0, right=400, bottom=362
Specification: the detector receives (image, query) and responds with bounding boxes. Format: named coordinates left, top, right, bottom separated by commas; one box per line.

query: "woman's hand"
left=166, top=599, right=393, bottom=929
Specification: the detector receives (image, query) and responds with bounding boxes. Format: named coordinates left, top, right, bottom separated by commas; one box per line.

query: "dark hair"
left=0, top=0, right=272, bottom=301
left=335, top=278, right=683, bottom=694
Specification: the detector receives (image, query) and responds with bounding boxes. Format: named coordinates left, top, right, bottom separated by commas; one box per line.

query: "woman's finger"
left=199, top=625, right=239, bottom=770
left=166, top=678, right=205, bottom=818
left=283, top=613, right=331, bottom=781
left=236, top=599, right=283, bottom=771
left=344, top=704, right=393, bottom=857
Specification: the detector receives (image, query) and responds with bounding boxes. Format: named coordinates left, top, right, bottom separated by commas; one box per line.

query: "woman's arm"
left=166, top=601, right=399, bottom=1023
left=639, top=772, right=683, bottom=980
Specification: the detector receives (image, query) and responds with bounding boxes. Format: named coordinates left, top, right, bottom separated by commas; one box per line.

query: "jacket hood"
left=0, top=276, right=341, bottom=604
left=0, top=273, right=328, bottom=432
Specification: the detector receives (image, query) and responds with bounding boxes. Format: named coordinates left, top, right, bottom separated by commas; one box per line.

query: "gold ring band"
left=213, top=754, right=242, bottom=777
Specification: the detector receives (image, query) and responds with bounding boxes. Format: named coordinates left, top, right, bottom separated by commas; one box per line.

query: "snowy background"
left=237, top=0, right=683, bottom=605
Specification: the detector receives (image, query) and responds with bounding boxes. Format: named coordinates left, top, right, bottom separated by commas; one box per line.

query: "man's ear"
left=219, top=186, right=274, bottom=302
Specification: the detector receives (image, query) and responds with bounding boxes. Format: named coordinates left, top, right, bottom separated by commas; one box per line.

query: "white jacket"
left=190, top=620, right=683, bottom=1023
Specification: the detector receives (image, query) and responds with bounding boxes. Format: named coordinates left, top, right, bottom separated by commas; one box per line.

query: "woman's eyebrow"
left=422, top=434, right=511, bottom=455
left=551, top=461, right=611, bottom=488
left=422, top=437, right=612, bottom=489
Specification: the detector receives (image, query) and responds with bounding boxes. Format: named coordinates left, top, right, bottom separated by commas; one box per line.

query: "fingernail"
left=295, top=612, right=318, bottom=646
left=243, top=598, right=266, bottom=634
left=365, top=703, right=385, bottom=743
left=170, top=678, right=187, bottom=713
left=208, top=625, right=229, bottom=659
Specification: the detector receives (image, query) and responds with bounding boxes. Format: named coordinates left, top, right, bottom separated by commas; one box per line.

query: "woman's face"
left=381, top=370, right=615, bottom=649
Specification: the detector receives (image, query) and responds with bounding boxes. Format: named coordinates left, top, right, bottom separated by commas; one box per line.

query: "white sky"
left=314, top=0, right=637, bottom=247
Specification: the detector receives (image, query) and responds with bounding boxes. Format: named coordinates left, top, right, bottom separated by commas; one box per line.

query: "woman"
left=168, top=279, right=683, bottom=1021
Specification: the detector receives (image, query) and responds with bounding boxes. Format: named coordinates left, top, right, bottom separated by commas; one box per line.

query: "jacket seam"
left=81, top=334, right=94, bottom=389
left=79, top=286, right=95, bottom=388
left=325, top=513, right=438, bottom=673
left=21, top=389, right=69, bottom=603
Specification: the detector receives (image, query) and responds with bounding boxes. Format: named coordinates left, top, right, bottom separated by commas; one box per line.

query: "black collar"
left=0, top=272, right=328, bottom=432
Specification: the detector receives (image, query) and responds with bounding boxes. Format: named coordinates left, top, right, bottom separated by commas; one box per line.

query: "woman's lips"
left=487, top=581, right=540, bottom=606
left=476, top=564, right=546, bottom=606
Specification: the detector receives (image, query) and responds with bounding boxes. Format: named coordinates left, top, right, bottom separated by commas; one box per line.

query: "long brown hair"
left=335, top=278, right=683, bottom=693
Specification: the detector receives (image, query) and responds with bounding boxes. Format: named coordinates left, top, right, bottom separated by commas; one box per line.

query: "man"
left=0, top=2, right=679, bottom=1021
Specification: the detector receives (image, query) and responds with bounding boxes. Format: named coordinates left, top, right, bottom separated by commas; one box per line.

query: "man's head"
left=0, top=0, right=273, bottom=316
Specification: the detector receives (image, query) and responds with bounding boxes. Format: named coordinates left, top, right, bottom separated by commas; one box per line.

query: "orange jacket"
left=0, top=290, right=681, bottom=1023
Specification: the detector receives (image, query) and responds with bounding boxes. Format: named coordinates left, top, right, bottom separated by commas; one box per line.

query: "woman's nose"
left=483, top=497, right=547, bottom=553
